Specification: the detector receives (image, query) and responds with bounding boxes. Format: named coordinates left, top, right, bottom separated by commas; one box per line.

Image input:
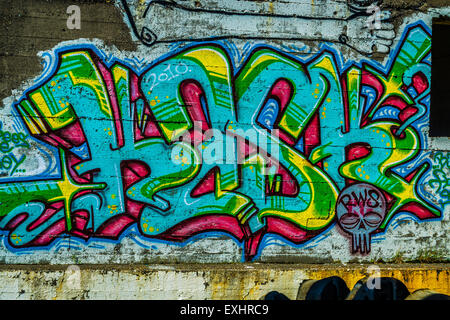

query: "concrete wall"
left=0, top=264, right=448, bottom=299
left=0, top=0, right=449, bottom=266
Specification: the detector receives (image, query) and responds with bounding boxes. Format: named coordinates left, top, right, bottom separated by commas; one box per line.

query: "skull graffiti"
left=336, top=183, right=387, bottom=253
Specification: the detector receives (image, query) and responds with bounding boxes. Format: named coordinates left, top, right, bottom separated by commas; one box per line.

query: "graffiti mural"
left=428, top=152, right=450, bottom=207
left=0, top=21, right=445, bottom=260
left=0, top=121, right=30, bottom=177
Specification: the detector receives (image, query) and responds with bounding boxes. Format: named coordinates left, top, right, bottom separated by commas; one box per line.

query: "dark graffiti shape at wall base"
left=0, top=22, right=442, bottom=260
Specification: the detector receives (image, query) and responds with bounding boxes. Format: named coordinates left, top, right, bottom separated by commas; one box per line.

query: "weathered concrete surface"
left=0, top=0, right=135, bottom=102
left=0, top=0, right=448, bottom=266
left=0, top=264, right=448, bottom=299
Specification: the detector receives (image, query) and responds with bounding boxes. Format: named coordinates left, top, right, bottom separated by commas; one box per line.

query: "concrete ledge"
left=0, top=264, right=448, bottom=299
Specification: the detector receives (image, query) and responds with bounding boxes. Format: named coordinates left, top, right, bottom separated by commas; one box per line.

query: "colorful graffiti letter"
left=0, top=22, right=442, bottom=259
